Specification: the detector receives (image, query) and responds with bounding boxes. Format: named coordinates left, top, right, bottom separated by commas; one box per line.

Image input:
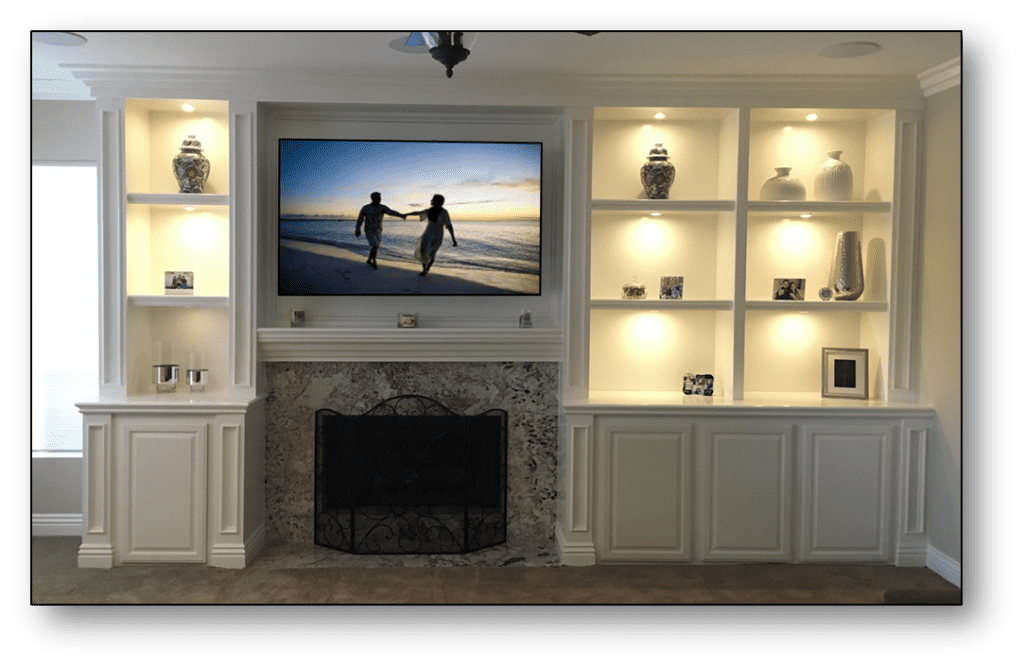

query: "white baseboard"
left=927, top=545, right=961, bottom=588
left=32, top=513, right=83, bottom=536
left=209, top=523, right=268, bottom=569
left=555, top=523, right=597, bottom=566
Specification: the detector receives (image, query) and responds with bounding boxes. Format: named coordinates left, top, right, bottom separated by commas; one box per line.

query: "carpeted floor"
left=31, top=536, right=961, bottom=605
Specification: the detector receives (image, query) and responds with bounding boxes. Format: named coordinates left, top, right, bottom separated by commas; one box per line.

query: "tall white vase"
left=814, top=150, right=853, bottom=201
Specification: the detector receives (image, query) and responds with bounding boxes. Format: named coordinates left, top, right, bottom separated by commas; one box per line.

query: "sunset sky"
left=279, top=140, right=541, bottom=221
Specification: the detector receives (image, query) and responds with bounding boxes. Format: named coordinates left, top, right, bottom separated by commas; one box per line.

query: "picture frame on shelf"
left=659, top=276, right=684, bottom=299
left=772, top=278, right=805, bottom=300
left=164, top=271, right=194, bottom=295
left=822, top=347, right=869, bottom=399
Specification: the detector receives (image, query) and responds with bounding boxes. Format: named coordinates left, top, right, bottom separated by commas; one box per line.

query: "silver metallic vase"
left=828, top=231, right=865, bottom=300
left=640, top=143, right=675, bottom=199
left=172, top=135, right=211, bottom=193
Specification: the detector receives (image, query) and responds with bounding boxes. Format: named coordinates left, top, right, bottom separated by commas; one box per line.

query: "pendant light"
left=421, top=32, right=477, bottom=78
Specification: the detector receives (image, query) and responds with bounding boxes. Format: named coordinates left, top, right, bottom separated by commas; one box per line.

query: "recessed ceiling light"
left=817, top=42, right=881, bottom=59
left=654, top=112, right=665, bottom=120
left=388, top=32, right=429, bottom=54
left=806, top=113, right=818, bottom=121
left=181, top=103, right=195, bottom=112
left=32, top=31, right=88, bottom=47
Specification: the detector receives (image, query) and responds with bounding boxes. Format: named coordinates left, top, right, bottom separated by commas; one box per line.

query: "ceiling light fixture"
left=805, top=113, right=818, bottom=121
left=422, top=31, right=477, bottom=78
left=654, top=112, right=665, bottom=120
left=32, top=31, right=88, bottom=47
left=817, top=42, right=881, bottom=59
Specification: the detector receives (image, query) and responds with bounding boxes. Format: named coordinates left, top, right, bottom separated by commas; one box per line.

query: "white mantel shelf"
left=257, top=327, right=564, bottom=363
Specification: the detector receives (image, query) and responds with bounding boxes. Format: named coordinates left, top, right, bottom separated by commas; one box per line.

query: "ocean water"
left=280, top=216, right=541, bottom=279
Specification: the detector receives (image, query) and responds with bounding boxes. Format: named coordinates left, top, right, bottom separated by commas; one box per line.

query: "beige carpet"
left=31, top=537, right=961, bottom=605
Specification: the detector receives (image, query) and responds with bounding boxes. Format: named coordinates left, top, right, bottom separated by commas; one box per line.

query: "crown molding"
left=61, top=64, right=927, bottom=109
left=918, top=57, right=961, bottom=97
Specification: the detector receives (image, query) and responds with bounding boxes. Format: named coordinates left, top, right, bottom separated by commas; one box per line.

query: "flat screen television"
left=278, top=139, right=542, bottom=296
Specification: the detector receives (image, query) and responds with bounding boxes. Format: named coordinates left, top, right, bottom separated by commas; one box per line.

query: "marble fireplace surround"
left=264, top=361, right=560, bottom=565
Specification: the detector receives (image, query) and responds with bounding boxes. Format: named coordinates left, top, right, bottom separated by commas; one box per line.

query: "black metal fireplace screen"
left=315, top=395, right=508, bottom=554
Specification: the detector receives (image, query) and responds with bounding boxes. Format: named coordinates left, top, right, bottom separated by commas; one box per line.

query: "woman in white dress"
left=406, top=194, right=458, bottom=276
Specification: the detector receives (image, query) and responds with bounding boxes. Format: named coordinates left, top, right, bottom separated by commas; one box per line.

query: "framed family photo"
left=821, top=347, right=869, bottom=399
left=772, top=278, right=805, bottom=300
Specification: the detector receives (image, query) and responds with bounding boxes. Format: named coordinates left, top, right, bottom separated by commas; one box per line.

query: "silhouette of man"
left=355, top=192, right=405, bottom=269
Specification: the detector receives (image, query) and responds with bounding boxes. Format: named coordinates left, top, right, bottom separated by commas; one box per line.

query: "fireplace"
left=264, top=361, right=559, bottom=564
left=315, top=395, right=507, bottom=554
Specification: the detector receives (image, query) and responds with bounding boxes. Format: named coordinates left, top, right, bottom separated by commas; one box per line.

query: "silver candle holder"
left=153, top=364, right=180, bottom=392
left=186, top=368, right=208, bottom=392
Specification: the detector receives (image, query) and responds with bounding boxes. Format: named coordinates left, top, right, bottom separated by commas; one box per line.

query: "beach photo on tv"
left=278, top=139, right=542, bottom=296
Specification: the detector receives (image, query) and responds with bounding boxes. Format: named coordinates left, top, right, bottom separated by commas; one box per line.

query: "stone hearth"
left=264, top=362, right=559, bottom=564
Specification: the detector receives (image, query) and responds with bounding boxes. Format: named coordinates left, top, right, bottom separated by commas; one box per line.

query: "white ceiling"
left=32, top=31, right=962, bottom=100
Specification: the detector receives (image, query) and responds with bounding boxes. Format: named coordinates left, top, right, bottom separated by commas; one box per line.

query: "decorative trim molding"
left=32, top=513, right=83, bottom=536
left=918, top=57, right=961, bottom=97
left=258, top=327, right=564, bottom=362
left=65, top=64, right=928, bottom=110
left=555, top=523, right=597, bottom=566
left=927, top=545, right=962, bottom=588
left=209, top=523, right=268, bottom=569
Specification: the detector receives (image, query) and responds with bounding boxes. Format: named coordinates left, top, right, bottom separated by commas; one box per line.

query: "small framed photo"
left=772, top=278, right=805, bottom=300
left=660, top=276, right=684, bottom=299
left=397, top=313, right=418, bottom=328
left=822, top=347, right=869, bottom=399
left=165, top=271, right=194, bottom=295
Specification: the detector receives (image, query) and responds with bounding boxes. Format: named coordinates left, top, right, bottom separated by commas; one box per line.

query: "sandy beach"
left=279, top=240, right=536, bottom=295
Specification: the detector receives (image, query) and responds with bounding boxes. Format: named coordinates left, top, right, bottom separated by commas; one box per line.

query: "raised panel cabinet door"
left=798, top=422, right=894, bottom=562
left=697, top=422, right=794, bottom=562
left=598, top=419, right=692, bottom=561
left=116, top=419, right=208, bottom=563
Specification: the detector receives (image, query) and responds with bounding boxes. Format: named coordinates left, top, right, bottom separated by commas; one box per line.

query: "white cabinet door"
left=696, top=421, right=794, bottom=562
left=116, top=419, right=208, bottom=563
left=597, top=418, right=693, bottom=561
left=798, top=422, right=894, bottom=562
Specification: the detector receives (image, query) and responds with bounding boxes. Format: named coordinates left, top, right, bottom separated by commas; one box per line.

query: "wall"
left=920, top=84, right=962, bottom=566
left=32, top=100, right=97, bottom=161
left=31, top=100, right=97, bottom=532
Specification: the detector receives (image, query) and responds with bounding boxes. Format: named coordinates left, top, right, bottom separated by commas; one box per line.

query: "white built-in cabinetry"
left=77, top=97, right=265, bottom=568
left=73, top=86, right=935, bottom=570
left=557, top=104, right=934, bottom=566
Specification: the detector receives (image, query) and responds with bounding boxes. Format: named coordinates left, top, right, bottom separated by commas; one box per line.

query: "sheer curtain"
left=31, top=164, right=98, bottom=451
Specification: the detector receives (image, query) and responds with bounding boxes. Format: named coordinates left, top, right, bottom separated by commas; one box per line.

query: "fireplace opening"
left=315, top=395, right=507, bottom=554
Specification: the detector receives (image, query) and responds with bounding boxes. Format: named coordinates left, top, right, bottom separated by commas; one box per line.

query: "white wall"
left=920, top=85, right=961, bottom=564
left=32, top=100, right=97, bottom=530
left=32, top=100, right=97, bottom=161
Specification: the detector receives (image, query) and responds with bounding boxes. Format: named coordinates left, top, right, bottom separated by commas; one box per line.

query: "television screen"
left=278, top=139, right=542, bottom=296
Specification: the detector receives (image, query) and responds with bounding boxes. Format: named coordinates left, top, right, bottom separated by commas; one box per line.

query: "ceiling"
left=32, top=31, right=962, bottom=100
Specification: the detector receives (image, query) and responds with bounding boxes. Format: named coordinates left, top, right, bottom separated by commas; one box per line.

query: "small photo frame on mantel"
left=822, top=347, right=869, bottom=399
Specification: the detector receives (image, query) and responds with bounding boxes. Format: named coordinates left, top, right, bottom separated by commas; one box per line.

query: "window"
left=32, top=164, right=98, bottom=451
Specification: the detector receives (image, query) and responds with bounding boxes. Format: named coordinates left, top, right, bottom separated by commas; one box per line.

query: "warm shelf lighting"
left=654, top=112, right=665, bottom=120
left=805, top=113, right=818, bottom=121
left=800, top=213, right=812, bottom=219
left=181, top=103, right=195, bottom=112
left=651, top=212, right=661, bottom=216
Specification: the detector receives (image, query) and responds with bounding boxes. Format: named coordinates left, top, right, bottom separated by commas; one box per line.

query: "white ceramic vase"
left=814, top=150, right=853, bottom=201
left=760, top=167, right=806, bottom=201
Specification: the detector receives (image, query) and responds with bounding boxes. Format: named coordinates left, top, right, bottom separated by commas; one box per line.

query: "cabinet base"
left=77, top=543, right=115, bottom=569
left=208, top=523, right=268, bottom=569
left=555, top=524, right=597, bottom=566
